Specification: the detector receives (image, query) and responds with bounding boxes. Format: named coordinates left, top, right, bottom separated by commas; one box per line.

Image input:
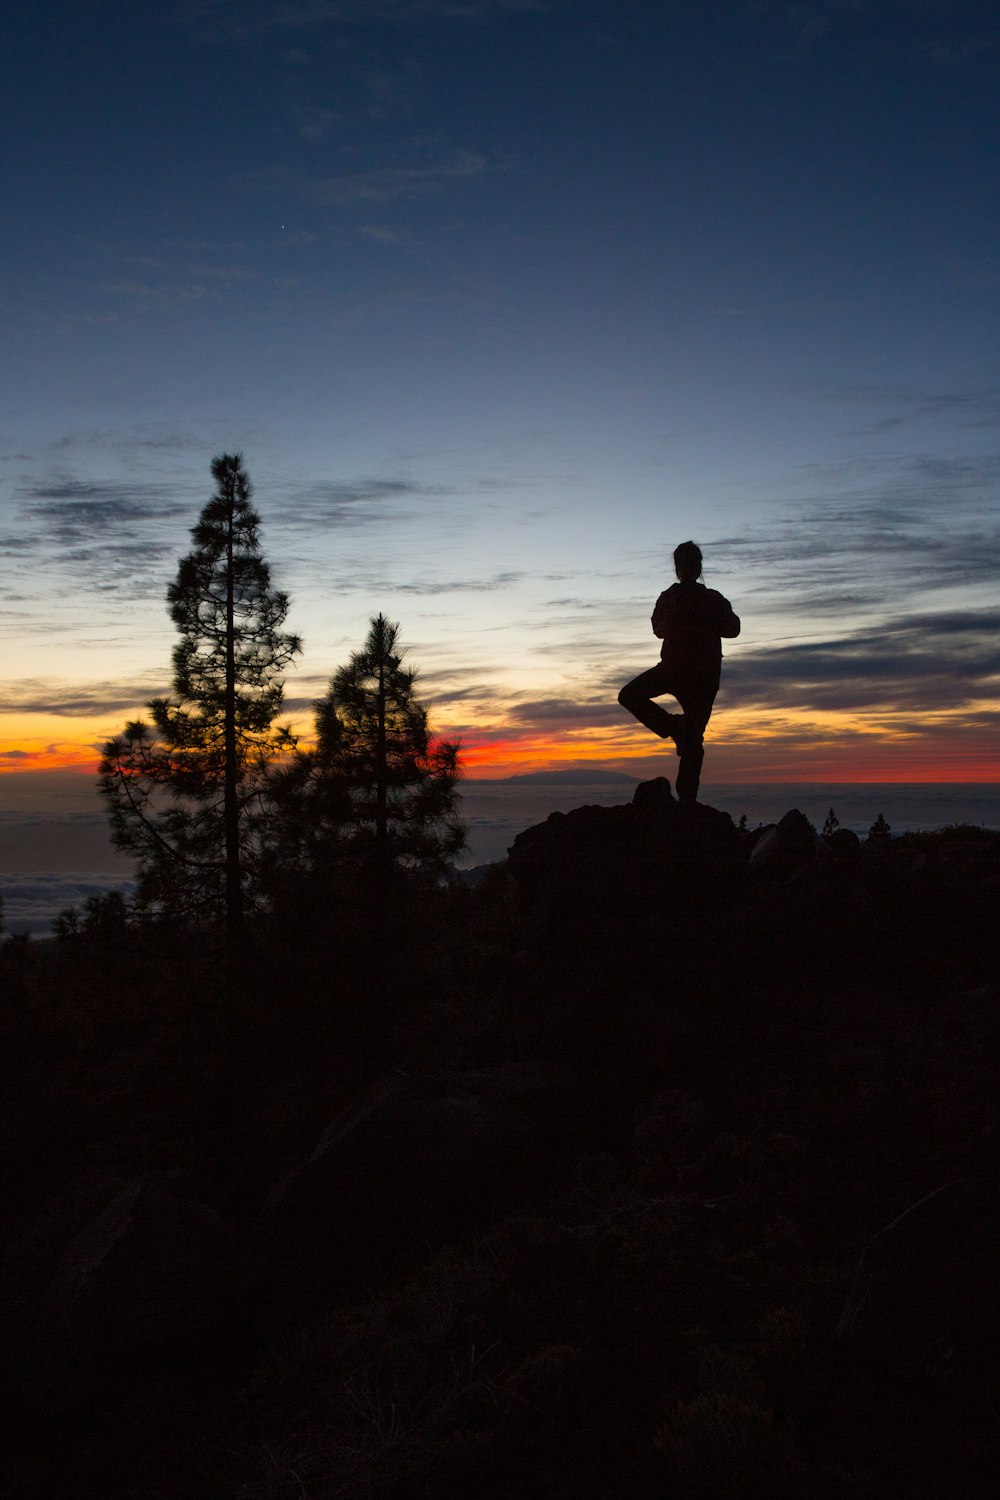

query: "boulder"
left=34, top=1176, right=235, bottom=1392
left=749, top=808, right=829, bottom=879
left=825, top=826, right=862, bottom=860
left=508, top=782, right=744, bottom=948
left=836, top=1180, right=1000, bottom=1377
left=247, top=1061, right=607, bottom=1299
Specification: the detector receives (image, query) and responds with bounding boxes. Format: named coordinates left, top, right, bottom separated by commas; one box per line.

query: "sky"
left=2, top=0, right=999, bottom=786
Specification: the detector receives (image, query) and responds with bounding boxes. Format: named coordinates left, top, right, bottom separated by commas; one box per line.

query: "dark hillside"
left=1, top=781, right=998, bottom=1498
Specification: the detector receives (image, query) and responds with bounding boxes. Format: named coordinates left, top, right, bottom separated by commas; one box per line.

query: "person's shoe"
left=671, top=718, right=689, bottom=758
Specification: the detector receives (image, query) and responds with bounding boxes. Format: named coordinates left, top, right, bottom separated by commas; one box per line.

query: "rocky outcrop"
left=246, top=1060, right=609, bottom=1303
left=749, top=808, right=830, bottom=878
left=508, top=778, right=744, bottom=949
left=33, top=1175, right=236, bottom=1397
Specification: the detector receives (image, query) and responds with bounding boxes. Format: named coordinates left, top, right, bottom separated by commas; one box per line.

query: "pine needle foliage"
left=99, top=454, right=301, bottom=929
left=275, top=614, right=465, bottom=880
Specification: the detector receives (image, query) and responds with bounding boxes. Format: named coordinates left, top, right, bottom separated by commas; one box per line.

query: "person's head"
left=673, top=540, right=703, bottom=582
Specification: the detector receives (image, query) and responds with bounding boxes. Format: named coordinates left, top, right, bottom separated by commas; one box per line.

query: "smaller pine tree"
left=271, top=614, right=465, bottom=882
left=822, top=807, right=840, bottom=838
left=868, top=812, right=892, bottom=842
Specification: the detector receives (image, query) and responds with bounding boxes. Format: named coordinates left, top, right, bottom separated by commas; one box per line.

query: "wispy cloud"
left=506, top=695, right=624, bottom=729
left=4, top=480, right=188, bottom=593
left=104, top=279, right=217, bottom=307
left=248, top=149, right=491, bottom=207
left=313, top=149, right=489, bottom=204
left=18, top=480, right=188, bottom=544
left=2, top=678, right=166, bottom=718
left=724, top=607, right=1000, bottom=714
left=768, top=0, right=995, bottom=67
left=828, top=382, right=1000, bottom=436
left=273, top=475, right=448, bottom=534
left=394, top=570, right=525, bottom=595
left=183, top=0, right=547, bottom=45
left=712, top=448, right=1000, bottom=623
left=0, top=872, right=135, bottom=935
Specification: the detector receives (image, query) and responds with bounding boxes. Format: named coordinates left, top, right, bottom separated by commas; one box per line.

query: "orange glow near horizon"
left=0, top=746, right=105, bottom=774
left=2, top=735, right=999, bottom=783
left=2, top=705, right=998, bottom=784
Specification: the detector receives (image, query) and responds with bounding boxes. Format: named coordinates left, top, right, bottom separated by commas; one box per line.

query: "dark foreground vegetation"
left=2, top=790, right=999, bottom=1499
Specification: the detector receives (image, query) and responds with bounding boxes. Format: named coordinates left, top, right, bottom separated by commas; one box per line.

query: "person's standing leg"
left=618, top=663, right=684, bottom=743
left=673, top=677, right=719, bottom=803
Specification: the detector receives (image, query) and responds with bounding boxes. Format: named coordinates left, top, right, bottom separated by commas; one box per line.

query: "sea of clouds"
left=2, top=782, right=998, bottom=935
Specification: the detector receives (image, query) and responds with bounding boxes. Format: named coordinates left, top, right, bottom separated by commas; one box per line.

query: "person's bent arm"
left=651, top=590, right=673, bottom=638
left=718, top=597, right=741, bottom=638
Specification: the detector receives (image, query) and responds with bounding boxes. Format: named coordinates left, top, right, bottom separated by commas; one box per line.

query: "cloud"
left=18, top=480, right=188, bottom=544
left=505, top=696, right=624, bottom=730
left=184, top=0, right=546, bottom=45
left=0, top=477, right=206, bottom=600
left=272, top=476, right=448, bottom=536
left=2, top=678, right=165, bottom=718
left=756, top=0, right=1000, bottom=85
left=249, top=150, right=491, bottom=208
left=43, top=428, right=194, bottom=457
left=725, top=608, right=1000, bottom=714
left=0, top=872, right=135, bottom=936
left=272, top=473, right=518, bottom=549
left=828, top=383, right=1000, bottom=436
left=104, top=279, right=217, bottom=307
left=312, top=150, right=488, bottom=204
left=102, top=259, right=258, bottom=311
left=188, top=263, right=258, bottom=283
left=278, top=696, right=322, bottom=714
left=358, top=223, right=411, bottom=244
left=401, top=664, right=506, bottom=698
left=292, top=476, right=440, bottom=505
left=394, top=570, right=525, bottom=595
left=542, top=596, right=603, bottom=610
left=710, top=449, right=1000, bottom=622
left=1, top=478, right=191, bottom=599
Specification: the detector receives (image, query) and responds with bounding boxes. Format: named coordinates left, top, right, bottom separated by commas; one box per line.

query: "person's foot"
left=670, top=717, right=689, bottom=758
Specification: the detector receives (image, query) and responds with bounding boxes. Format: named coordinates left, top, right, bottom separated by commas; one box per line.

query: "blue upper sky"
left=2, top=0, right=998, bottom=778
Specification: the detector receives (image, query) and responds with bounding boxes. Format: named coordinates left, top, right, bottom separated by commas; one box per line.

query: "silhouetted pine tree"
left=868, top=811, right=892, bottom=841
left=274, top=614, right=464, bottom=880
left=100, top=454, right=301, bottom=929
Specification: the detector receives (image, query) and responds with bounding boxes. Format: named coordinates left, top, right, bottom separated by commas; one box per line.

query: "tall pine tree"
left=100, top=454, right=301, bottom=929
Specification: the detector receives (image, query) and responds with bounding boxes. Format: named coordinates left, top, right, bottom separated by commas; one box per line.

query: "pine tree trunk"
left=375, top=651, right=388, bottom=865
left=224, top=488, right=243, bottom=929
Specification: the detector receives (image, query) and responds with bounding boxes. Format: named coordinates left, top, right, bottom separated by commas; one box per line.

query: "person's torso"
left=657, top=582, right=726, bottom=672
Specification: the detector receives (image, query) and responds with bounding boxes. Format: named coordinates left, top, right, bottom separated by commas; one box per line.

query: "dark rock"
left=825, top=826, right=861, bottom=859
left=34, top=1176, right=235, bottom=1394
left=508, top=783, right=744, bottom=950
left=631, top=775, right=675, bottom=812
left=749, top=808, right=828, bottom=879
left=500, top=786, right=747, bottom=1063
left=247, top=1061, right=607, bottom=1300
left=835, top=1180, right=1000, bottom=1376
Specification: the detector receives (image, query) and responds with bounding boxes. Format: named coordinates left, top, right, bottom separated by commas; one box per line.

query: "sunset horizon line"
left=3, top=749, right=997, bottom=786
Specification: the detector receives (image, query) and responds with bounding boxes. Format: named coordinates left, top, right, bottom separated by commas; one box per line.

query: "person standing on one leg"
left=618, top=541, right=740, bottom=803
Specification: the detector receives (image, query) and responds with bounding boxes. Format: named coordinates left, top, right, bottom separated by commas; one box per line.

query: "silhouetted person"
left=618, top=540, right=740, bottom=803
